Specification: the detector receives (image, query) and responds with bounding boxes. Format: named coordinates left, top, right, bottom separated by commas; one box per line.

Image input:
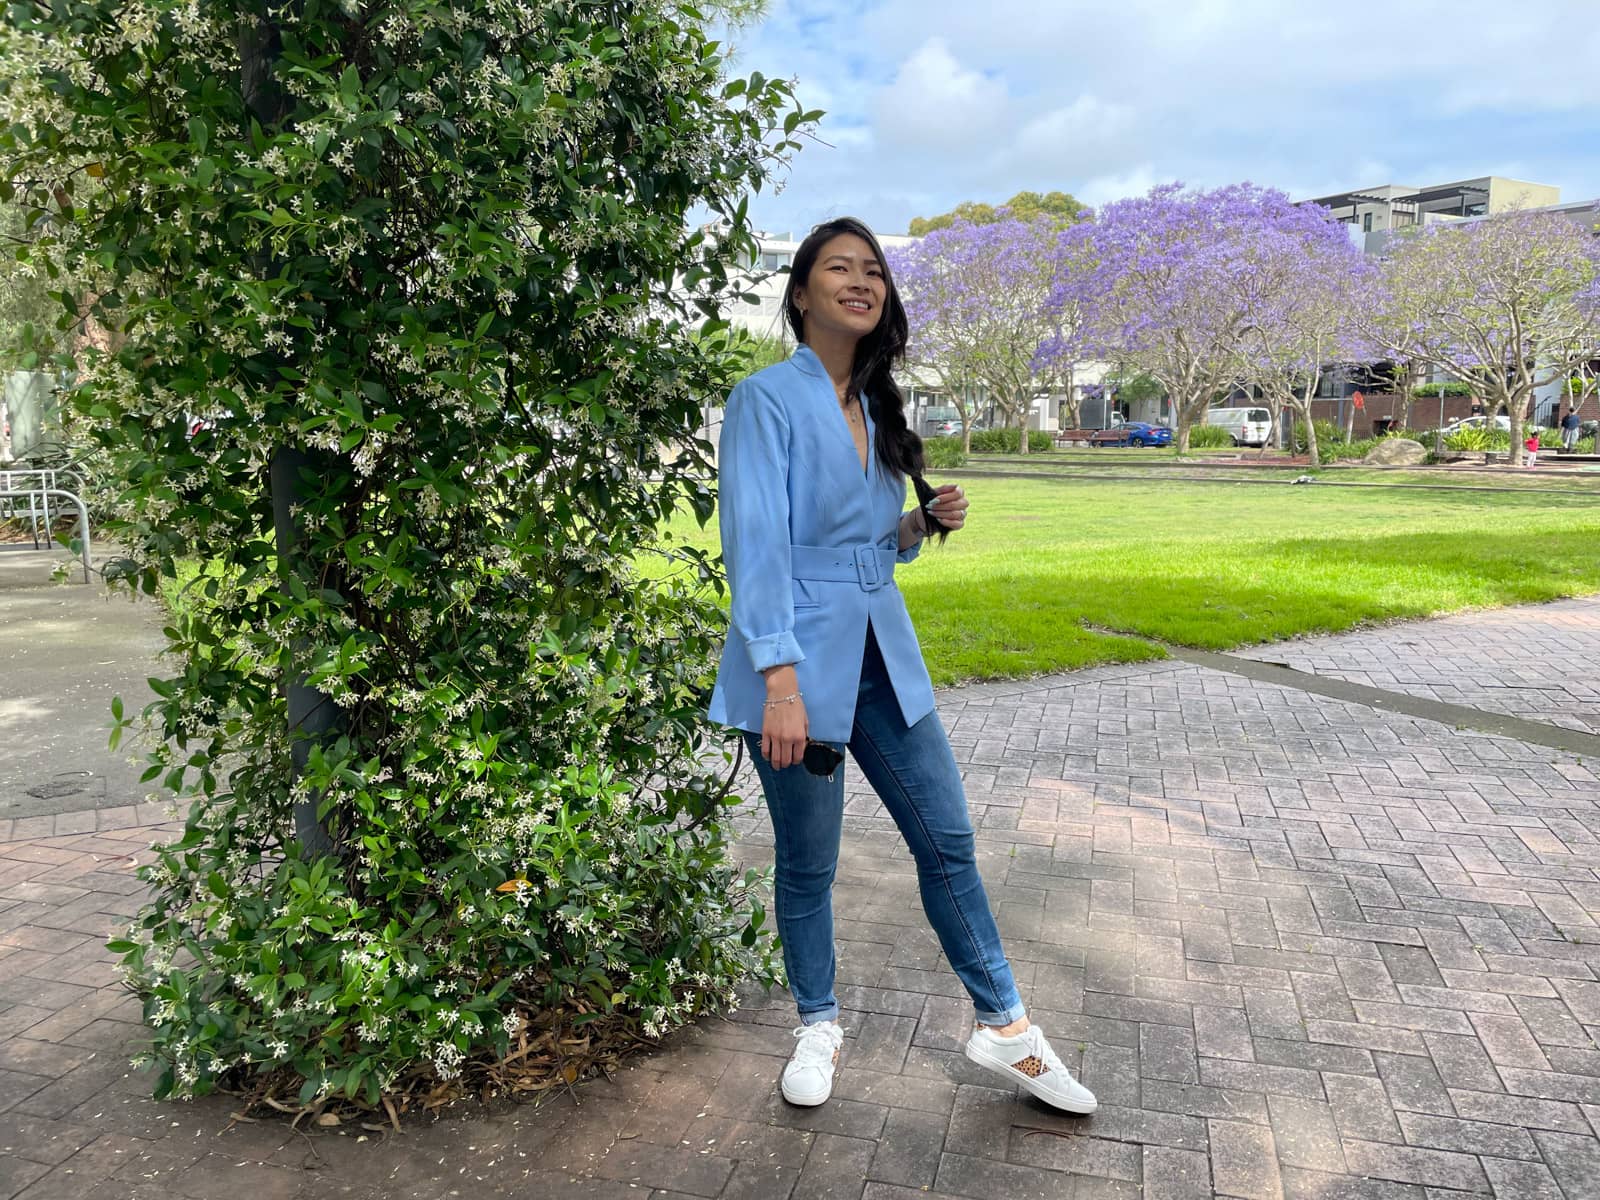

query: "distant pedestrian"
left=1525, top=431, right=1539, bottom=468
left=1561, top=408, right=1582, bottom=451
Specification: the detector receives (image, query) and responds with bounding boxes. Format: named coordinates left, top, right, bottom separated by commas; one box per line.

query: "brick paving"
left=1237, top=598, right=1600, bottom=736
left=3, top=598, right=1600, bottom=1198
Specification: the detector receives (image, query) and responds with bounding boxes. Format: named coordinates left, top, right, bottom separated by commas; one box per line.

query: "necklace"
left=835, top=381, right=862, bottom=424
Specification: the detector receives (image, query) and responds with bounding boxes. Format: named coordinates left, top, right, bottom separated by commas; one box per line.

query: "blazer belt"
left=790, top=543, right=896, bottom=592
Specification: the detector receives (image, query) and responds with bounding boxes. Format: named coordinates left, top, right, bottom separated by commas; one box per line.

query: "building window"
left=1362, top=212, right=1373, bottom=233
left=759, top=252, right=790, bottom=273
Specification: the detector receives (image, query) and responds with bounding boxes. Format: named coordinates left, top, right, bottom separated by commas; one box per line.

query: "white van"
left=1204, top=406, right=1272, bottom=446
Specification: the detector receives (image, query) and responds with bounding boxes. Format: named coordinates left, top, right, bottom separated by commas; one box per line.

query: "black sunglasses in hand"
left=803, top=740, right=845, bottom=779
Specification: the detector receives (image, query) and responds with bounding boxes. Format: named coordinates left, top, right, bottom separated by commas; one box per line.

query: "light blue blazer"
left=708, top=344, right=937, bottom=743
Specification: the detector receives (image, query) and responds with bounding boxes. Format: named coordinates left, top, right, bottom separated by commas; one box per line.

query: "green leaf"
left=339, top=64, right=361, bottom=107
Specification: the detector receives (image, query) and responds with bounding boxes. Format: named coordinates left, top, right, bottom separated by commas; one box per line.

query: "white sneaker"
left=781, top=1021, right=845, bottom=1106
left=965, top=1024, right=1098, bottom=1114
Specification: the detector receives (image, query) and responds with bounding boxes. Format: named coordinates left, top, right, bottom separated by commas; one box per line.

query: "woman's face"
left=794, top=233, right=888, bottom=345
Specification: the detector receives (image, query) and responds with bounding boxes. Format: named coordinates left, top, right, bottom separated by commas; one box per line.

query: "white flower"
left=431, top=1042, right=465, bottom=1081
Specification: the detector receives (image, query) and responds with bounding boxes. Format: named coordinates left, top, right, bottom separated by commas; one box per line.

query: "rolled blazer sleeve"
left=896, top=506, right=924, bottom=565
left=719, top=379, right=805, bottom=672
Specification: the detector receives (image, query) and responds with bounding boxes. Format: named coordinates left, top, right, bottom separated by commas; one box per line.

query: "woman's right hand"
left=761, top=666, right=808, bottom=769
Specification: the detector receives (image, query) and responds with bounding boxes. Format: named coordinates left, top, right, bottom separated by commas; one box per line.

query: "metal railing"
left=0, top=469, right=92, bottom=583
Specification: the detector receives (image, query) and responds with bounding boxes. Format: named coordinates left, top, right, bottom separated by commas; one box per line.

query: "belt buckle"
left=854, top=544, right=884, bottom=591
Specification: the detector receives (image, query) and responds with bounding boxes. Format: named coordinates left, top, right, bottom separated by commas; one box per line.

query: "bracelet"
left=763, top=691, right=802, bottom=708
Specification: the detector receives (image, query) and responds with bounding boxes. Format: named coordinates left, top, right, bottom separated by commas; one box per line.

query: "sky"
left=725, top=0, right=1600, bottom=237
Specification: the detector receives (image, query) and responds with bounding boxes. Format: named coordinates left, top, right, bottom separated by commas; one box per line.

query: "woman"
left=708, top=217, right=1096, bottom=1115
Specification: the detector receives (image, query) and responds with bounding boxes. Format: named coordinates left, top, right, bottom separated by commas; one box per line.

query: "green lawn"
left=666, top=474, right=1600, bottom=685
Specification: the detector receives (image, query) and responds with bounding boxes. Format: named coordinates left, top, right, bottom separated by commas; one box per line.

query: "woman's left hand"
left=925, top=484, right=969, bottom=532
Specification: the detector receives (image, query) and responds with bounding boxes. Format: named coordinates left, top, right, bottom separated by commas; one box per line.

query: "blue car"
left=1089, top=421, right=1172, bottom=447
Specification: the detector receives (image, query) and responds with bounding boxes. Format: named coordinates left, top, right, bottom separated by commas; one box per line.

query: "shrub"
left=2, top=0, right=804, bottom=1111
left=969, top=428, right=1052, bottom=453
left=1185, top=425, right=1234, bottom=448
left=1292, top=419, right=1346, bottom=455
left=1327, top=438, right=1380, bottom=461
left=922, top=436, right=968, bottom=468
left=1443, top=428, right=1515, bottom=451
left=1415, top=382, right=1474, bottom=398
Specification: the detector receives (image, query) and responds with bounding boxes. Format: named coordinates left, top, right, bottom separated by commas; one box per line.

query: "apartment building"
left=1304, top=175, right=1561, bottom=252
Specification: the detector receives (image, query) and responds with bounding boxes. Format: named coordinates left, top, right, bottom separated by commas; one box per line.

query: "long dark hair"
left=783, top=217, right=947, bottom=536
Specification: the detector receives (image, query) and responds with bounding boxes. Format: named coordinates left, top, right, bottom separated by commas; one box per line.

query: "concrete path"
left=4, top=595, right=1600, bottom=1199
left=0, top=550, right=167, bottom=832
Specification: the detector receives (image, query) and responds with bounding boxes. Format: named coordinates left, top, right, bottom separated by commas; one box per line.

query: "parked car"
left=1437, top=415, right=1511, bottom=436
left=1203, top=406, right=1272, bottom=446
left=922, top=406, right=961, bottom=437
left=1089, top=421, right=1172, bottom=447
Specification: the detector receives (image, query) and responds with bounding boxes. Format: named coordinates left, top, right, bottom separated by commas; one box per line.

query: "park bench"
left=1053, top=429, right=1098, bottom=447
left=0, top=468, right=93, bottom=582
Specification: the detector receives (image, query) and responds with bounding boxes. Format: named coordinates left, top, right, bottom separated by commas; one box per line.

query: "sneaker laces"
left=1021, top=1025, right=1068, bottom=1075
left=790, top=1023, right=844, bottom=1070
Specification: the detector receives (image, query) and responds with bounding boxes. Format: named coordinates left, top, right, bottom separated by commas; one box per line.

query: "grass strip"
left=666, top=475, right=1600, bottom=685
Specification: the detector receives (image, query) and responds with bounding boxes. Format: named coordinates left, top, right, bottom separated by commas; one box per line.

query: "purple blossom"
left=1052, top=182, right=1365, bottom=450
left=890, top=216, right=1083, bottom=450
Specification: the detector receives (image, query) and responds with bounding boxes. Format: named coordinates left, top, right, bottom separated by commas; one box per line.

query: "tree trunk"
left=1174, top=408, right=1193, bottom=453
left=1295, top=375, right=1320, bottom=467
left=1501, top=385, right=1525, bottom=466
left=1392, top=361, right=1416, bottom=431
left=245, top=13, right=337, bottom=859
left=1258, top=398, right=1282, bottom=459
left=1016, top=406, right=1030, bottom=455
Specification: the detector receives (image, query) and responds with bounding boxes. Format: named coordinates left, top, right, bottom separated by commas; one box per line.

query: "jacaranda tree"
left=0, top=0, right=807, bottom=1110
left=891, top=217, right=1082, bottom=454
left=1060, top=183, right=1311, bottom=452
left=1219, top=200, right=1368, bottom=465
left=1360, top=208, right=1600, bottom=465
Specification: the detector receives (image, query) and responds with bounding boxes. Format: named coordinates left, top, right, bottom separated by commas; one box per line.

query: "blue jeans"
left=744, top=628, right=1026, bottom=1027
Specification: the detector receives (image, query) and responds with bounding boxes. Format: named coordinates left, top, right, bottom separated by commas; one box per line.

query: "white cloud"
left=1078, top=166, right=1166, bottom=210
left=873, top=38, right=1010, bottom=151
left=731, top=0, right=1600, bottom=236
left=1009, top=95, right=1137, bottom=180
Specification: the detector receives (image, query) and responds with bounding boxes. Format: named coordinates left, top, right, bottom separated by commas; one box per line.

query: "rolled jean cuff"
left=974, top=1000, right=1027, bottom=1027
left=799, top=1003, right=840, bottom=1025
